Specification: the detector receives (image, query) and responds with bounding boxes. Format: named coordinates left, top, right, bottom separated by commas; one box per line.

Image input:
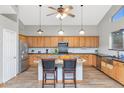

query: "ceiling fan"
left=47, top=5, right=75, bottom=19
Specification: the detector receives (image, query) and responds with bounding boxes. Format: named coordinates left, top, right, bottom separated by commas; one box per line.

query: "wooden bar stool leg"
left=42, top=72, right=44, bottom=88
left=56, top=70, right=58, bottom=83
left=54, top=72, right=56, bottom=88
left=63, top=72, right=65, bottom=88
left=45, top=73, right=47, bottom=83
left=74, top=72, right=76, bottom=88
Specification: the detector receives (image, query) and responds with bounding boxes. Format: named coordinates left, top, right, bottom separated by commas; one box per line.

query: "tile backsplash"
left=28, top=48, right=98, bottom=54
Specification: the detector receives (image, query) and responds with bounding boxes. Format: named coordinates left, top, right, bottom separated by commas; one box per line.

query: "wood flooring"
left=0, top=65, right=123, bottom=88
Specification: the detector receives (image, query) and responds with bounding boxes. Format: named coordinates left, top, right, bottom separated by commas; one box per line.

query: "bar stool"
left=63, top=59, right=77, bottom=88
left=42, top=58, right=57, bottom=88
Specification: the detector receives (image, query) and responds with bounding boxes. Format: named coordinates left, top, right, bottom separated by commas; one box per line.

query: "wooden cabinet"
left=90, top=55, right=96, bottom=67
left=80, top=37, right=85, bottom=47
left=85, top=36, right=99, bottom=48
left=37, top=37, right=44, bottom=47
left=27, top=37, right=33, bottom=47
left=113, top=61, right=120, bottom=80
left=101, top=61, right=106, bottom=73
left=51, top=37, right=59, bottom=47
left=118, top=62, right=124, bottom=84
left=94, top=36, right=99, bottom=48
left=44, top=37, right=51, bottom=47
left=79, top=36, right=99, bottom=48
left=85, top=37, right=91, bottom=47
left=62, top=36, right=74, bottom=47
left=73, top=37, right=80, bottom=47
left=100, top=60, right=124, bottom=85
left=80, top=55, right=92, bottom=66
left=113, top=61, right=124, bottom=84
left=27, top=36, right=99, bottom=48
left=19, top=34, right=27, bottom=43
left=101, top=61, right=114, bottom=78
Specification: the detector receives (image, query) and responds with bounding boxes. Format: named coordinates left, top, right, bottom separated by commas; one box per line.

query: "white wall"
left=20, top=25, right=98, bottom=36
left=97, top=5, right=124, bottom=56
left=0, top=15, right=18, bottom=83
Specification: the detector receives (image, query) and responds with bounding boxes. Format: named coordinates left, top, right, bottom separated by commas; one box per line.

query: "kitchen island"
left=37, top=58, right=85, bottom=82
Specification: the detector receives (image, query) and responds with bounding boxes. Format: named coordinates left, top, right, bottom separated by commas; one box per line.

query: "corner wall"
left=97, top=5, right=124, bottom=56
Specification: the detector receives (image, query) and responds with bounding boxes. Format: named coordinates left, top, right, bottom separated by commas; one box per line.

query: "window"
left=112, top=7, right=124, bottom=22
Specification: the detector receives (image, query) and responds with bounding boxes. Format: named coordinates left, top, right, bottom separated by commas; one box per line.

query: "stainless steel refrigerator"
left=19, top=40, right=29, bottom=73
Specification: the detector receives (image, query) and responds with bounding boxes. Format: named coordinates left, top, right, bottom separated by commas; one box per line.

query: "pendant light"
left=58, top=19, right=64, bottom=35
left=79, top=5, right=85, bottom=35
left=37, top=5, right=44, bottom=34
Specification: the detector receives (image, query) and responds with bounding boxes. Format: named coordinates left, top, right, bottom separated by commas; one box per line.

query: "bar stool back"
left=42, top=58, right=57, bottom=88
left=63, top=59, right=77, bottom=88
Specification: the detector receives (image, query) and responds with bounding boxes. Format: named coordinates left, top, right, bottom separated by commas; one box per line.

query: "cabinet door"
left=51, top=37, right=59, bottom=47
left=85, top=37, right=92, bottom=48
left=73, top=37, right=80, bottom=47
left=94, top=36, right=99, bottom=48
left=19, top=35, right=27, bottom=43
left=113, top=61, right=120, bottom=80
left=80, top=37, right=85, bottom=47
left=44, top=37, right=51, bottom=47
left=118, top=63, right=124, bottom=84
left=91, top=55, right=96, bottom=67
left=27, top=37, right=33, bottom=48
left=63, top=37, right=73, bottom=47
left=80, top=55, right=91, bottom=66
left=37, top=37, right=44, bottom=47
left=33, top=37, right=38, bottom=48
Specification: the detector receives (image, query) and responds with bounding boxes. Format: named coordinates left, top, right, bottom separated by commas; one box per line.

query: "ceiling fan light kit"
left=56, top=13, right=67, bottom=20
left=47, top=5, right=75, bottom=19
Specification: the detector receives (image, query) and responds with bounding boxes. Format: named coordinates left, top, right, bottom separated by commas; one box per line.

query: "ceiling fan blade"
left=67, top=13, right=75, bottom=17
left=48, top=6, right=57, bottom=10
left=64, top=5, right=73, bottom=12
left=68, top=5, right=73, bottom=9
left=46, top=12, right=57, bottom=16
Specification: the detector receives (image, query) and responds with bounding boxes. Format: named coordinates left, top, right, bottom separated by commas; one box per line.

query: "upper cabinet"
left=51, top=37, right=59, bottom=47
left=73, top=37, right=80, bottom=47
left=19, top=35, right=27, bottom=43
left=62, top=37, right=73, bottom=47
left=44, top=37, right=51, bottom=47
left=80, top=36, right=99, bottom=48
left=27, top=36, right=99, bottom=48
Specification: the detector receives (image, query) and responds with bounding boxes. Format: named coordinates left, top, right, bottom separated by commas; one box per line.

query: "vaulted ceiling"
left=0, top=5, right=112, bottom=26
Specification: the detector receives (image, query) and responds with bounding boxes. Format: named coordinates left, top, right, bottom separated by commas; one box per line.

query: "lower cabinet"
left=101, top=60, right=124, bottom=85
left=113, top=61, right=124, bottom=85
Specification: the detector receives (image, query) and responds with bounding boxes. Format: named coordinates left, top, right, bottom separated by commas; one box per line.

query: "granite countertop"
left=28, top=53, right=124, bottom=63
left=97, top=53, right=124, bottom=63
left=28, top=53, right=97, bottom=55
